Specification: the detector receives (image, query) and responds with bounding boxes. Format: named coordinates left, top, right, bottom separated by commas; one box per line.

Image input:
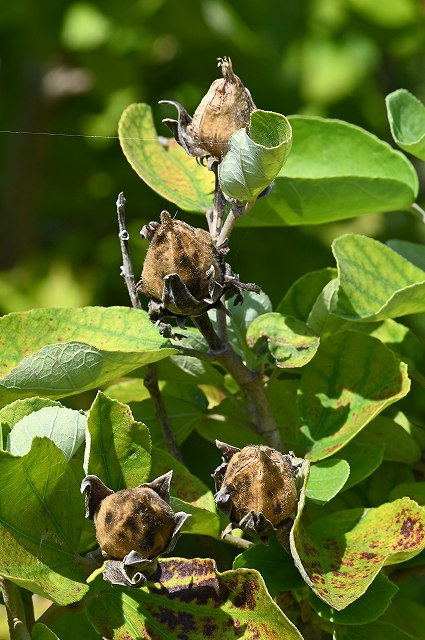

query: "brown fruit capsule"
left=137, top=210, right=223, bottom=315
left=161, top=57, right=256, bottom=162
left=81, top=472, right=191, bottom=587
left=214, top=442, right=299, bottom=540
left=187, top=57, right=256, bottom=159
left=94, top=487, right=176, bottom=560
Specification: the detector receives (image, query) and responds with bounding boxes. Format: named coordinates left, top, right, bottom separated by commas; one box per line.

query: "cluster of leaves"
left=2, top=88, right=425, bottom=639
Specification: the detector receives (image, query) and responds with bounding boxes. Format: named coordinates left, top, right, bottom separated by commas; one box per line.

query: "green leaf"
left=6, top=405, right=86, bottom=461
left=387, top=239, right=425, bottom=272
left=384, top=596, right=425, bottom=640
left=306, top=459, right=350, bottom=504
left=344, top=620, right=420, bottom=640
left=233, top=535, right=305, bottom=596
left=219, top=110, right=292, bottom=201
left=119, top=103, right=214, bottom=212
left=86, top=558, right=304, bottom=639
left=276, top=268, right=337, bottom=321
left=150, top=446, right=221, bottom=538
left=85, top=391, right=151, bottom=490
left=298, top=331, right=410, bottom=460
left=32, top=623, right=61, bottom=640
left=331, top=234, right=425, bottom=321
left=290, top=498, right=425, bottom=610
left=132, top=395, right=204, bottom=448
left=310, top=572, right=398, bottom=625
left=0, top=438, right=88, bottom=605
left=49, top=605, right=101, bottom=640
left=389, top=482, right=425, bottom=505
left=0, top=307, right=176, bottom=407
left=356, top=415, right=421, bottom=465
left=197, top=398, right=266, bottom=448
left=246, top=312, right=319, bottom=368
left=0, top=397, right=64, bottom=447
left=386, top=89, right=425, bottom=160
left=337, top=439, right=384, bottom=490
left=245, top=115, right=418, bottom=226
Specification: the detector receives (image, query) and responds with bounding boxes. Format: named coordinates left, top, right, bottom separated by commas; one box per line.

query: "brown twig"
left=0, top=578, right=31, bottom=640
left=144, top=364, right=183, bottom=462
left=193, top=313, right=285, bottom=452
left=116, top=192, right=182, bottom=462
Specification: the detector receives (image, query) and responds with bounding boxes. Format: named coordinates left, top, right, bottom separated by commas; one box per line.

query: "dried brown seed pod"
left=81, top=471, right=191, bottom=587
left=160, top=56, right=256, bottom=163
left=213, top=441, right=300, bottom=542
left=136, top=210, right=259, bottom=338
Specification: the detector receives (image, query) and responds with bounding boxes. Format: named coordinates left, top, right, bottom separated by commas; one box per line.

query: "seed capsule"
left=213, top=441, right=299, bottom=542
left=81, top=471, right=191, bottom=587
left=161, top=57, right=256, bottom=163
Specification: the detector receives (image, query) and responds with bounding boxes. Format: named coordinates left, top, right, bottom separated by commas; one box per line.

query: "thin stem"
left=116, top=192, right=182, bottom=462
left=0, top=578, right=31, bottom=640
left=221, top=533, right=253, bottom=550
left=116, top=192, right=142, bottom=309
left=144, top=363, right=183, bottom=462
left=193, top=313, right=285, bottom=452
left=209, top=163, right=228, bottom=241
left=409, top=202, right=425, bottom=224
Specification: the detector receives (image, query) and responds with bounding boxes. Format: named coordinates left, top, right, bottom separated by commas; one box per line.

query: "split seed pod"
left=136, top=210, right=259, bottom=337
left=213, top=441, right=300, bottom=543
left=160, top=57, right=256, bottom=163
left=81, top=471, right=191, bottom=587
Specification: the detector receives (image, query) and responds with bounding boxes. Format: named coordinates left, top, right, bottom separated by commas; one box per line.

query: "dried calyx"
left=81, top=471, right=190, bottom=587
left=160, top=56, right=256, bottom=165
left=136, top=210, right=259, bottom=338
left=213, top=441, right=301, bottom=544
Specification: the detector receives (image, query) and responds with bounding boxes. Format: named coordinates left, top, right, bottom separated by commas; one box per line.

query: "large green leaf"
left=119, top=103, right=214, bottom=212
left=32, top=624, right=60, bottom=640
left=0, top=307, right=176, bottom=407
left=0, top=438, right=88, bottom=605
left=356, top=415, right=421, bottom=465
left=305, top=459, right=350, bottom=504
left=386, top=89, right=425, bottom=160
left=337, top=439, right=384, bottom=490
left=219, top=110, right=292, bottom=200
left=243, top=116, right=418, bottom=226
left=0, top=397, right=63, bottom=447
left=85, top=391, right=151, bottom=491
left=86, top=558, right=304, bottom=639
left=310, top=572, right=398, bottom=625
left=298, top=331, right=410, bottom=460
left=330, top=234, right=425, bottom=321
left=6, top=405, right=86, bottom=461
left=276, top=268, right=337, bottom=320
left=246, top=312, right=319, bottom=368
left=291, top=497, right=425, bottom=610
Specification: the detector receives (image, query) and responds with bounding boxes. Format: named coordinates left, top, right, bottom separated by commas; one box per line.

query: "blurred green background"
left=1, top=0, right=425, bottom=312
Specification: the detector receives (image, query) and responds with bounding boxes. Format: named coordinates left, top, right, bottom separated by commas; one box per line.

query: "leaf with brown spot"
left=86, top=557, right=304, bottom=639
left=297, top=331, right=410, bottom=460
left=290, top=496, right=425, bottom=610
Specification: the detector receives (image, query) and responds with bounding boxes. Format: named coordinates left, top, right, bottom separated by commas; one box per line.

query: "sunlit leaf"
left=331, top=234, right=425, bottom=321
left=298, top=331, right=410, bottom=460
left=310, top=572, right=398, bottom=625
left=0, top=307, right=177, bottom=407
left=306, top=459, right=350, bottom=504
left=86, top=558, right=304, bottom=639
left=219, top=110, right=292, bottom=200
left=85, top=391, right=151, bottom=490
left=0, top=438, right=87, bottom=605
left=6, top=405, right=86, bottom=461
left=119, top=103, right=214, bottom=212
left=245, top=116, right=418, bottom=226
left=291, top=498, right=425, bottom=610
left=246, top=312, right=319, bottom=368
left=386, top=89, right=425, bottom=160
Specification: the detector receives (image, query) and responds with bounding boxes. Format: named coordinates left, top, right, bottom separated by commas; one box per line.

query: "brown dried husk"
left=187, top=57, right=256, bottom=159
